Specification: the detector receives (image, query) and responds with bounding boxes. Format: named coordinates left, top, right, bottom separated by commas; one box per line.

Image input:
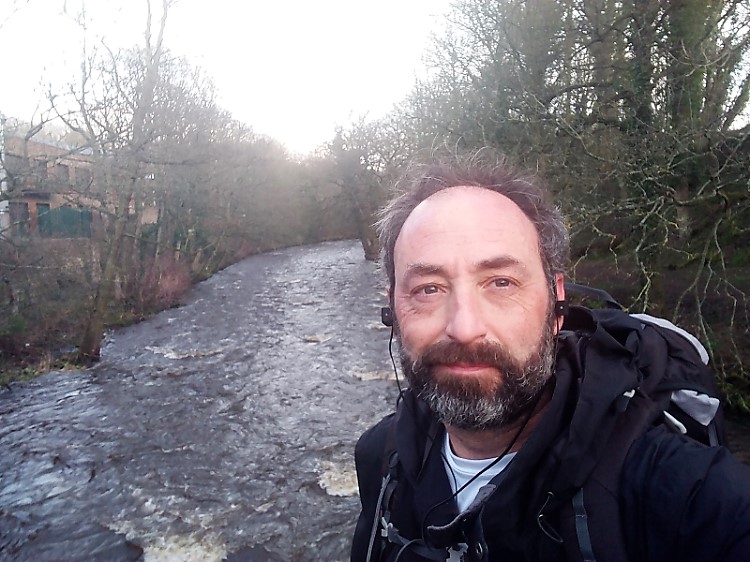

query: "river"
left=0, top=240, right=399, bottom=561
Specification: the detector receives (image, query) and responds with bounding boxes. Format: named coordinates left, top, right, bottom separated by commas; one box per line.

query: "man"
left=351, top=154, right=750, bottom=562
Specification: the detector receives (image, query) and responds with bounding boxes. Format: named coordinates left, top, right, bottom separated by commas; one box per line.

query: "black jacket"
left=351, top=332, right=750, bottom=562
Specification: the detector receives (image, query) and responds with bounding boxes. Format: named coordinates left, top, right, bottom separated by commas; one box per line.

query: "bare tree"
left=48, top=0, right=174, bottom=362
left=330, top=114, right=415, bottom=260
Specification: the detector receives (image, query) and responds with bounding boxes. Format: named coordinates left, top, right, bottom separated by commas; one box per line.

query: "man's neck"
left=444, top=389, right=552, bottom=460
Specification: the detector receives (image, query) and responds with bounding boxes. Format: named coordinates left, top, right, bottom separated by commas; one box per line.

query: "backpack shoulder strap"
left=366, top=395, right=447, bottom=562
left=564, top=282, right=623, bottom=310
left=560, top=392, right=663, bottom=562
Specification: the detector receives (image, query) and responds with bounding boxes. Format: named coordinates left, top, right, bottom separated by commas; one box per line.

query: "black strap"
left=572, top=488, right=596, bottom=562
left=371, top=449, right=448, bottom=562
left=384, top=525, right=448, bottom=561
left=366, top=473, right=392, bottom=562
left=565, top=282, right=622, bottom=309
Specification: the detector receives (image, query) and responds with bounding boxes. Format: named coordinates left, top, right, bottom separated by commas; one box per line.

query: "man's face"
left=392, top=186, right=563, bottom=429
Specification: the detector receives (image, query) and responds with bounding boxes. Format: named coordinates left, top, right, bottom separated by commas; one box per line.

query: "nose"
left=444, top=290, right=488, bottom=344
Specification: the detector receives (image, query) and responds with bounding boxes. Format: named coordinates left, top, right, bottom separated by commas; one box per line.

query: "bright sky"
left=0, top=0, right=452, bottom=155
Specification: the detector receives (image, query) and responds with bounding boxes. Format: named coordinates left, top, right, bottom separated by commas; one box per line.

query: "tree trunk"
left=77, top=188, right=131, bottom=362
left=76, top=0, right=169, bottom=364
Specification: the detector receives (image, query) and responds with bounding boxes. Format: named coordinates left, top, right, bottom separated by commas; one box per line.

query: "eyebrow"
left=403, top=262, right=446, bottom=283
left=402, top=255, right=524, bottom=283
left=475, top=256, right=523, bottom=271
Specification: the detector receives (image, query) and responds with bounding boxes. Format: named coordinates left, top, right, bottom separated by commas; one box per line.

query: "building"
left=0, top=125, right=157, bottom=240
left=1, top=127, right=99, bottom=239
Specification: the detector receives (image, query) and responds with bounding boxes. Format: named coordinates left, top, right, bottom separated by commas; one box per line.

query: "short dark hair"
left=376, top=152, right=569, bottom=291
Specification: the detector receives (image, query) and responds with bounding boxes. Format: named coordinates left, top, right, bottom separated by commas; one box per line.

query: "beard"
left=399, top=311, right=556, bottom=430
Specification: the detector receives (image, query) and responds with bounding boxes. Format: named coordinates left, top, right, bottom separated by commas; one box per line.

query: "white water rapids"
left=0, top=240, right=399, bottom=561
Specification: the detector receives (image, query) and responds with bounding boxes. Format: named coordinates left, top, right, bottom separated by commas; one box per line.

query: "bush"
left=138, top=255, right=192, bottom=313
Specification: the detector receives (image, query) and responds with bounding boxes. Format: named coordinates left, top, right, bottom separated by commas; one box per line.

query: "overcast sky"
left=0, top=0, right=452, bottom=155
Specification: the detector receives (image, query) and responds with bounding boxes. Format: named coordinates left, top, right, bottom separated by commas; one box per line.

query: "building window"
left=8, top=202, right=29, bottom=236
left=31, top=159, right=48, bottom=181
left=38, top=205, right=92, bottom=238
left=37, top=203, right=51, bottom=236
left=51, top=163, right=70, bottom=184
left=74, top=168, right=92, bottom=189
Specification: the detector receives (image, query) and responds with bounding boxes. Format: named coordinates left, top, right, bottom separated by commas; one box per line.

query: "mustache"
left=411, top=339, right=523, bottom=373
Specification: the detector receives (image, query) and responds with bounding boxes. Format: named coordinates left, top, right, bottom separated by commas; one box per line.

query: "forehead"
left=394, top=185, right=543, bottom=272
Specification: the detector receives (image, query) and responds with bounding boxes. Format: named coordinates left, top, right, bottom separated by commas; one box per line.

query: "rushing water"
left=0, top=240, right=400, bottom=562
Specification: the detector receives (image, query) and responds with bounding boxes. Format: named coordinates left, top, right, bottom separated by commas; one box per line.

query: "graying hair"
left=376, top=152, right=569, bottom=291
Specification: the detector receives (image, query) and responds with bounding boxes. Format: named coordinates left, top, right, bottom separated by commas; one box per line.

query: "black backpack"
left=369, top=283, right=726, bottom=562
left=562, top=282, right=725, bottom=448
left=540, top=283, right=726, bottom=561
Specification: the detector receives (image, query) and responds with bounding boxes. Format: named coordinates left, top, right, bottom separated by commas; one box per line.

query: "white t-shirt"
left=442, top=432, right=517, bottom=512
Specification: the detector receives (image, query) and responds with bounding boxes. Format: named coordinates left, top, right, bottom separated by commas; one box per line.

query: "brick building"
left=0, top=126, right=157, bottom=240
left=0, top=129, right=99, bottom=239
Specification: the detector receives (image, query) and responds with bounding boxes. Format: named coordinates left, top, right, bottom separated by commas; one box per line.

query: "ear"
left=553, top=273, right=566, bottom=334
left=381, top=287, right=394, bottom=327
left=554, top=273, right=565, bottom=302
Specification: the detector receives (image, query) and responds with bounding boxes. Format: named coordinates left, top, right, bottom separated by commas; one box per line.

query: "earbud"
left=381, top=306, right=394, bottom=327
left=554, top=300, right=568, bottom=317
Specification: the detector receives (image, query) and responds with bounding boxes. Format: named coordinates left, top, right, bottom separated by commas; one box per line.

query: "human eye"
left=414, top=284, right=441, bottom=296
left=488, top=277, right=514, bottom=290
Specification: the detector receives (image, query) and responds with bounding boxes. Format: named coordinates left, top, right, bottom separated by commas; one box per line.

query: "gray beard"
left=399, top=313, right=556, bottom=430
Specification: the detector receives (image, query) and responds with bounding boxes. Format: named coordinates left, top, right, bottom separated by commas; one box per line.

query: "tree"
left=329, top=114, right=415, bottom=260
left=48, top=0, right=173, bottom=362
